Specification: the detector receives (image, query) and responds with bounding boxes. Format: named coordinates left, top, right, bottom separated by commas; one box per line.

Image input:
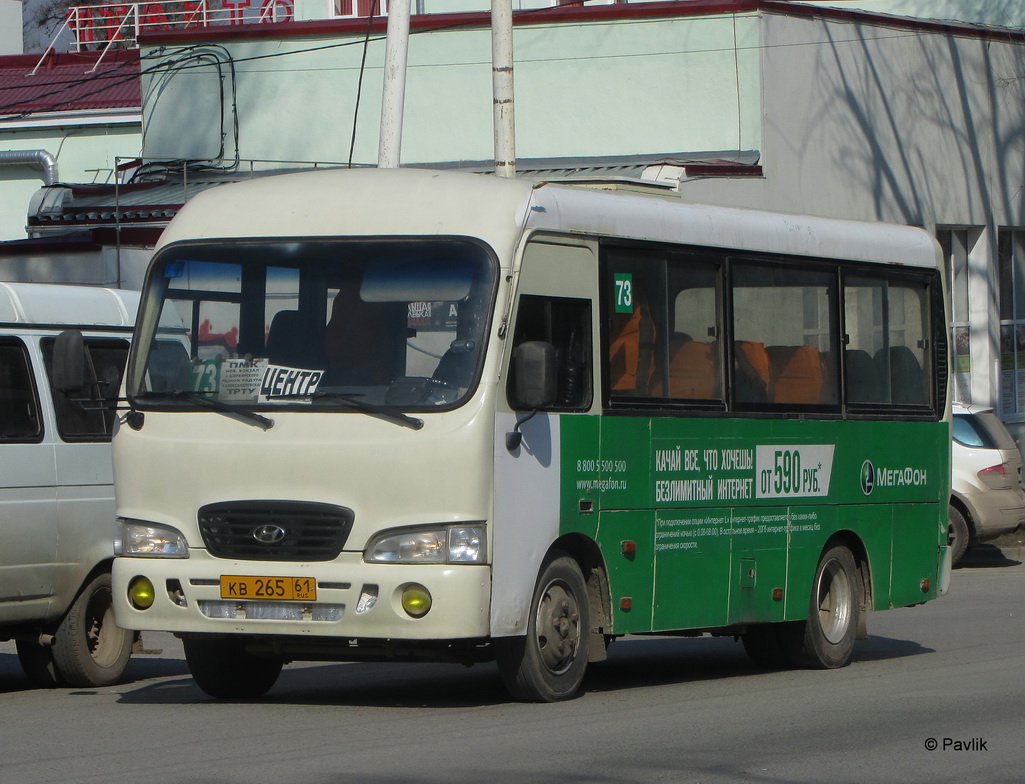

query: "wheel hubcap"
left=815, top=558, right=853, bottom=644
left=535, top=579, right=581, bottom=675
left=85, top=588, right=123, bottom=666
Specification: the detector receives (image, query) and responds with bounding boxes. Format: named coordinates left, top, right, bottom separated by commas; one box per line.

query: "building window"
left=998, top=230, right=1025, bottom=419
left=332, top=0, right=385, bottom=16
left=938, top=229, right=972, bottom=403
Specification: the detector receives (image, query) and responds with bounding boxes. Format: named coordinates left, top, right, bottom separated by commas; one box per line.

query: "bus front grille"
left=198, top=501, right=354, bottom=561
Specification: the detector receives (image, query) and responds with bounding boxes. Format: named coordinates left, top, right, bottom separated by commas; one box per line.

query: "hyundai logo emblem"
left=252, top=524, right=287, bottom=544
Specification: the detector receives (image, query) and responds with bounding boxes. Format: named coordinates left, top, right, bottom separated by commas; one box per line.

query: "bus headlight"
left=116, top=518, right=190, bottom=558
left=364, top=524, right=486, bottom=564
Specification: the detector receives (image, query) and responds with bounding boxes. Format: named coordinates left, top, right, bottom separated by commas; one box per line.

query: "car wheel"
left=51, top=572, right=134, bottom=687
left=947, top=505, right=970, bottom=566
left=16, top=637, right=66, bottom=688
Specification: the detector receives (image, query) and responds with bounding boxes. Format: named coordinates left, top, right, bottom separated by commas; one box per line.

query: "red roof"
left=0, top=50, right=141, bottom=119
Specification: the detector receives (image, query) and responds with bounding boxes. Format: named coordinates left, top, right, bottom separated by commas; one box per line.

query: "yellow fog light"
left=400, top=584, right=432, bottom=618
left=129, top=576, right=156, bottom=610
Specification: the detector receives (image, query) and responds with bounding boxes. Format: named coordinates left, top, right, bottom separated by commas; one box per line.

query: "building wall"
left=801, top=1, right=1025, bottom=29
left=138, top=6, right=1025, bottom=437
left=683, top=13, right=1025, bottom=439
left=1, top=0, right=22, bottom=56
left=142, top=11, right=762, bottom=165
left=0, top=122, right=141, bottom=240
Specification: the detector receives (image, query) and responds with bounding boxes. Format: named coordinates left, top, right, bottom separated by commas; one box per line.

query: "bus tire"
left=741, top=624, right=794, bottom=669
left=947, top=505, right=970, bottom=565
left=51, top=572, right=133, bottom=687
left=183, top=637, right=282, bottom=699
left=786, top=545, right=860, bottom=669
left=495, top=553, right=590, bottom=702
left=16, top=637, right=66, bottom=688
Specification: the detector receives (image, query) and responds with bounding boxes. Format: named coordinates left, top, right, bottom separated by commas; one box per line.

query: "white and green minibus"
left=111, top=168, right=951, bottom=701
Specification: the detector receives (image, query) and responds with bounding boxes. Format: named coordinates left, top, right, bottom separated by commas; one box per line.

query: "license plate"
left=220, top=575, right=317, bottom=601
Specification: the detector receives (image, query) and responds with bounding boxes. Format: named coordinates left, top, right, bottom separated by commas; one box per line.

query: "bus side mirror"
left=52, top=329, right=87, bottom=393
left=514, top=341, right=557, bottom=409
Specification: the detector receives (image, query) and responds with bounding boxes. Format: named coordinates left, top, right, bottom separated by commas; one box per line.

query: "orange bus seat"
left=734, top=340, right=770, bottom=403
left=769, top=345, right=823, bottom=405
left=656, top=339, right=718, bottom=399
left=609, top=302, right=655, bottom=394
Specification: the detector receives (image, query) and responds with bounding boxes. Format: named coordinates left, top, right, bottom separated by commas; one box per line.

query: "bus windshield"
left=130, top=238, right=496, bottom=412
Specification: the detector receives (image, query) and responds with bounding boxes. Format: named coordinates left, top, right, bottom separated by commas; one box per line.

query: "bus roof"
left=0, top=282, right=139, bottom=327
left=156, top=168, right=939, bottom=270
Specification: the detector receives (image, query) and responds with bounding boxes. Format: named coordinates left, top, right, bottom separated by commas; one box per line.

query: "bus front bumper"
left=112, top=554, right=492, bottom=641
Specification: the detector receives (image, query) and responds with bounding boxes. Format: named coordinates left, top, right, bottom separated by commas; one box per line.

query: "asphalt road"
left=2, top=546, right=1022, bottom=784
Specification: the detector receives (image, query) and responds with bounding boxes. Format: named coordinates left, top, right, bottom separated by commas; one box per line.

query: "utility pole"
left=378, top=0, right=410, bottom=168
left=492, top=0, right=515, bottom=178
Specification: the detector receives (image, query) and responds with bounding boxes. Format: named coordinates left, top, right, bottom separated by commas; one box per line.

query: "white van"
left=0, top=282, right=138, bottom=687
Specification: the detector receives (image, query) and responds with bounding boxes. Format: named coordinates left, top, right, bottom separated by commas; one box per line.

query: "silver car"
left=949, top=402, right=1025, bottom=564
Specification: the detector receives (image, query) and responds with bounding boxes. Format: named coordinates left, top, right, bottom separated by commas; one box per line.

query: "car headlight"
left=115, top=518, right=190, bottom=558
left=364, top=524, right=486, bottom=564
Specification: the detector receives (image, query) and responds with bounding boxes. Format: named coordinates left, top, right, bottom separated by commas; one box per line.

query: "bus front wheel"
left=183, top=637, right=283, bottom=699
left=786, top=545, right=860, bottom=669
left=495, top=553, right=590, bottom=702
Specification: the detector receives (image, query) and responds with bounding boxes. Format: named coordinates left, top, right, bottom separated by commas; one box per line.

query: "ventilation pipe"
left=378, top=0, right=411, bottom=169
left=491, top=0, right=515, bottom=178
left=0, top=149, right=59, bottom=186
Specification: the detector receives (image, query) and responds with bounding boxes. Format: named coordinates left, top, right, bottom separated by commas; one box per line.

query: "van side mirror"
left=52, top=329, right=87, bottom=393
left=514, top=341, right=557, bottom=409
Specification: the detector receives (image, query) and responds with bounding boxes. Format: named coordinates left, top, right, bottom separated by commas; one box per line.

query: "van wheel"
left=183, top=637, right=283, bottom=699
left=495, top=553, right=590, bottom=702
left=16, top=638, right=66, bottom=688
left=947, top=505, right=970, bottom=565
left=51, top=572, right=133, bottom=687
left=784, top=545, right=860, bottom=669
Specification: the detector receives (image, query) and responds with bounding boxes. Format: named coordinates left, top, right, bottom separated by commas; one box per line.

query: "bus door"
left=492, top=238, right=598, bottom=638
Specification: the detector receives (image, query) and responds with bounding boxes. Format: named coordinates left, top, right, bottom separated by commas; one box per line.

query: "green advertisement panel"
left=559, top=413, right=948, bottom=634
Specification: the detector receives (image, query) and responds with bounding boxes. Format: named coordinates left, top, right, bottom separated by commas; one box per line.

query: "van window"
left=42, top=338, right=129, bottom=441
left=0, top=338, right=43, bottom=442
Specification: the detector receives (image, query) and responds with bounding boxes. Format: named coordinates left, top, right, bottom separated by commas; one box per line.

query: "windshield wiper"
left=308, top=391, right=424, bottom=430
left=138, top=390, right=274, bottom=430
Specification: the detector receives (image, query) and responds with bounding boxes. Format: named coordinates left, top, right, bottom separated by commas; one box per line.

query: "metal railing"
left=31, top=1, right=299, bottom=74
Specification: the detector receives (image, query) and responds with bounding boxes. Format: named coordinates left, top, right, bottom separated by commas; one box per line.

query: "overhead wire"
left=0, top=0, right=605, bottom=118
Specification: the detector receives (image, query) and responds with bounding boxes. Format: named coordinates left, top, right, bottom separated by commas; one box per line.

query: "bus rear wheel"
left=496, top=553, right=590, bottom=702
left=785, top=545, right=860, bottom=669
left=183, top=637, right=283, bottom=699
left=742, top=623, right=796, bottom=669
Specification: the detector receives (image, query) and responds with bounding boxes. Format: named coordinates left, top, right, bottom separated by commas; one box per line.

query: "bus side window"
left=844, top=275, right=931, bottom=408
left=608, top=290, right=656, bottom=395
left=731, top=261, right=838, bottom=411
left=657, top=261, right=722, bottom=402
left=508, top=295, right=592, bottom=411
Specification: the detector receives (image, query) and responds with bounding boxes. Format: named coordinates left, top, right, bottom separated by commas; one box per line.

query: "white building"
left=5, top=0, right=1025, bottom=441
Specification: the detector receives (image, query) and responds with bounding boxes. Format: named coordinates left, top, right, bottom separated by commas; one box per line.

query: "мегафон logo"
left=861, top=460, right=875, bottom=496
